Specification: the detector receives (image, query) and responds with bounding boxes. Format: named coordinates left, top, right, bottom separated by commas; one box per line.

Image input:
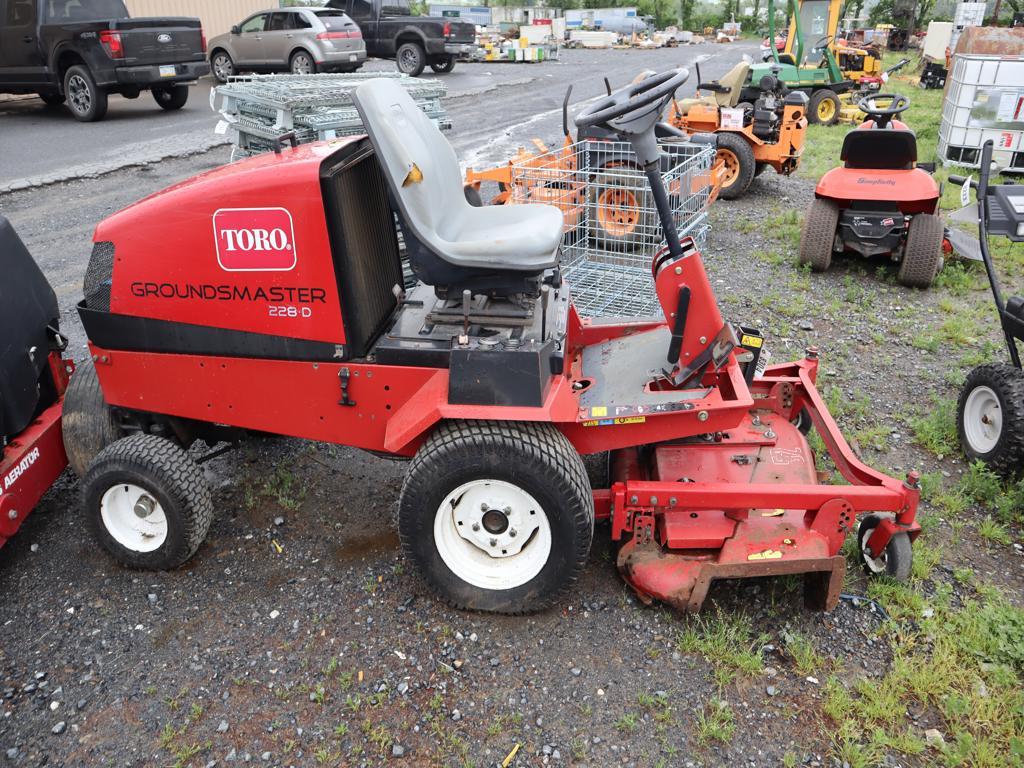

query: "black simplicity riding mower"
left=949, top=141, right=1024, bottom=478
left=799, top=94, right=947, bottom=288
left=60, top=69, right=921, bottom=614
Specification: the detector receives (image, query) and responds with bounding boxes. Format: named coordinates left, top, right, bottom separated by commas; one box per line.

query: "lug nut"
left=489, top=538, right=497, bottom=547
left=509, top=529, right=517, bottom=538
left=472, top=523, right=480, bottom=532
left=480, top=503, right=489, bottom=511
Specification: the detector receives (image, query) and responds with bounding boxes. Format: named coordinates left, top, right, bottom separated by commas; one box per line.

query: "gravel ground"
left=2, top=46, right=1023, bottom=768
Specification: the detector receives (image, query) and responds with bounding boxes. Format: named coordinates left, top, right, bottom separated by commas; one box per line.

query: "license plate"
left=349, top=54, right=357, bottom=62
left=159, top=65, right=176, bottom=77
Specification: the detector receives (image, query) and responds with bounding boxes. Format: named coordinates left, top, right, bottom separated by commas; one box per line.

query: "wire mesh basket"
left=215, top=72, right=451, bottom=160
left=508, top=138, right=714, bottom=317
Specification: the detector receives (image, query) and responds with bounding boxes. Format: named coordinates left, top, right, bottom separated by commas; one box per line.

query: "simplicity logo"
left=856, top=177, right=897, bottom=186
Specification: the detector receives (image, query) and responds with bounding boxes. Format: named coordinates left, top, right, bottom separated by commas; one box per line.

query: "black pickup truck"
left=328, top=0, right=475, bottom=76
left=0, top=0, right=209, bottom=122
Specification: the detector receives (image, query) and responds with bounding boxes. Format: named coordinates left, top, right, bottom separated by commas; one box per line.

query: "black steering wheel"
left=575, top=68, right=689, bottom=133
left=858, top=92, right=909, bottom=127
left=811, top=35, right=832, bottom=51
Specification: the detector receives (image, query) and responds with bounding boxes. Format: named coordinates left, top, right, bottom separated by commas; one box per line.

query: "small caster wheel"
left=83, top=434, right=213, bottom=569
left=857, top=514, right=912, bottom=581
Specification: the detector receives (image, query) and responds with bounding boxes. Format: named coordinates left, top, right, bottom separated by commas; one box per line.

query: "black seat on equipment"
left=0, top=216, right=60, bottom=441
left=842, top=129, right=918, bottom=170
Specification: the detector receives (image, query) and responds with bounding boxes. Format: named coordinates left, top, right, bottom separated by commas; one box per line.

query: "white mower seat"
left=352, top=78, right=562, bottom=287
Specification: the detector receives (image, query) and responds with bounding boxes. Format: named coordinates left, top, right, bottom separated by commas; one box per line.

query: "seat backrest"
left=841, top=128, right=917, bottom=170
left=714, top=61, right=750, bottom=107
left=352, top=79, right=466, bottom=255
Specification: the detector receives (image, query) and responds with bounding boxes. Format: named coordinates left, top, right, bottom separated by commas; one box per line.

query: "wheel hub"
left=101, top=483, right=168, bottom=553
left=964, top=385, right=1002, bottom=454
left=452, top=489, right=536, bottom=559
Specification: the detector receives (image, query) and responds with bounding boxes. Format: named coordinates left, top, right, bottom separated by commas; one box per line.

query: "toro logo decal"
left=213, top=208, right=297, bottom=272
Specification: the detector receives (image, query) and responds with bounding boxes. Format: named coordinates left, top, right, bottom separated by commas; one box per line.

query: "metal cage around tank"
left=508, top=138, right=715, bottom=317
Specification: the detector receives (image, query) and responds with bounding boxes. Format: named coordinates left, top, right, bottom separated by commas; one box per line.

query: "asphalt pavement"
left=0, top=43, right=758, bottom=193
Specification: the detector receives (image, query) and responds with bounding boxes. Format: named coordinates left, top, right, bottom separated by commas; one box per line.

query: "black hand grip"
left=271, top=131, right=299, bottom=154
left=948, top=175, right=977, bottom=189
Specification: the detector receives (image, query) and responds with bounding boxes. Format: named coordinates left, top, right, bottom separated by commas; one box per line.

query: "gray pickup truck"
left=328, top=0, right=475, bottom=76
left=0, top=0, right=209, bottom=121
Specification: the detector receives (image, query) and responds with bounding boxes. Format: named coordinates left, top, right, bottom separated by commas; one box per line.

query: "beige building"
left=124, top=0, right=273, bottom=39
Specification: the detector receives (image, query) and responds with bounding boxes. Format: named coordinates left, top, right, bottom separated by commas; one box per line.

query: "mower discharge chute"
left=799, top=94, right=946, bottom=288
left=66, top=69, right=921, bottom=613
left=669, top=60, right=809, bottom=200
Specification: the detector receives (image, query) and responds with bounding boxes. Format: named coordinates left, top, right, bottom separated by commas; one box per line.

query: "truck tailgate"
left=447, top=20, right=475, bottom=43
left=112, top=17, right=205, bottom=64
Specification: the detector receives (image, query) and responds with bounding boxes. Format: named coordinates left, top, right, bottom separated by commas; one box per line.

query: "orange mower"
left=668, top=60, right=809, bottom=200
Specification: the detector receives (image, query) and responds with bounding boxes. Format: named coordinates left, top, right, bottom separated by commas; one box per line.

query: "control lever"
left=540, top=285, right=551, bottom=341
left=459, top=289, right=471, bottom=345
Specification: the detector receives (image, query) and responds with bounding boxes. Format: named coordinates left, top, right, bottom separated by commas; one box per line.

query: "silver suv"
left=208, top=8, right=366, bottom=82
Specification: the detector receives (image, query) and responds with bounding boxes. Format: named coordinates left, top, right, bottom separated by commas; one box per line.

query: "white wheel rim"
left=433, top=479, right=552, bottom=591
left=859, top=524, right=887, bottom=574
left=100, top=483, right=168, bottom=552
left=963, top=385, right=1002, bottom=455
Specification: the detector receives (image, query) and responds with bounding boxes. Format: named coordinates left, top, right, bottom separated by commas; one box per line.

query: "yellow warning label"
left=748, top=549, right=783, bottom=561
left=741, top=334, right=763, bottom=349
left=761, top=509, right=785, bottom=517
left=590, top=406, right=608, bottom=417
left=582, top=416, right=646, bottom=428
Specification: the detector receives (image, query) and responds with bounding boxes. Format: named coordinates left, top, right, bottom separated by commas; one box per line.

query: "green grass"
left=695, top=699, right=736, bottom=746
left=910, top=397, right=958, bottom=457
left=784, top=632, right=825, bottom=676
left=677, top=609, right=768, bottom=686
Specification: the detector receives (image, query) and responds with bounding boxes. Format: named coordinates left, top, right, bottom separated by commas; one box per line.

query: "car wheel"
left=83, top=434, right=213, bottom=570
left=64, top=64, right=108, bottom=122
left=396, top=42, right=426, bottom=77
left=798, top=199, right=839, bottom=272
left=290, top=50, right=317, bottom=75
left=211, top=50, right=235, bottom=83
left=152, top=84, right=189, bottom=111
left=957, top=363, right=1024, bottom=479
left=430, top=55, right=456, bottom=74
left=715, top=133, right=756, bottom=200
left=398, top=421, right=594, bottom=614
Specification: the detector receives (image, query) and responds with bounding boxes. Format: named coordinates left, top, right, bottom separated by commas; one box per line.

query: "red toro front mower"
left=799, top=94, right=946, bottom=288
left=1, top=217, right=73, bottom=549
left=64, top=69, right=921, bottom=613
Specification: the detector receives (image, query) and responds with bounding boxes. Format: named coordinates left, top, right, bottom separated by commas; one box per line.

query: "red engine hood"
left=815, top=167, right=940, bottom=214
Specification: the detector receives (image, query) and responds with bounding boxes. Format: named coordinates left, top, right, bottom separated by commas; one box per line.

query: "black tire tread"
left=809, top=89, right=840, bottom=126
left=62, top=359, right=122, bottom=477
left=152, top=84, right=189, bottom=111
left=396, top=42, right=426, bottom=77
left=859, top=514, right=912, bottom=581
left=799, top=199, right=839, bottom=272
left=84, top=434, right=213, bottom=569
left=716, top=133, right=756, bottom=200
left=398, top=420, right=594, bottom=614
left=957, top=363, right=1024, bottom=479
left=64, top=64, right=107, bottom=122
left=898, top=213, right=943, bottom=288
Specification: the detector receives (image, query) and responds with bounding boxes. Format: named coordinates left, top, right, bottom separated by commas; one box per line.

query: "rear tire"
left=290, top=50, right=317, bottom=75
left=430, top=55, right=456, bottom=73
left=151, top=84, right=189, bottom=111
left=210, top=50, right=235, bottom=83
left=587, top=166, right=654, bottom=252
left=898, top=213, right=943, bottom=288
left=62, top=359, right=123, bottom=477
left=858, top=514, right=912, bottom=581
left=398, top=421, right=594, bottom=614
left=83, top=434, right=213, bottom=570
left=798, top=199, right=839, bottom=272
left=396, top=42, right=426, bottom=76
left=809, top=89, right=840, bottom=126
left=716, top=133, right=756, bottom=200
left=957, top=363, right=1024, bottom=479
left=64, top=65, right=107, bottom=122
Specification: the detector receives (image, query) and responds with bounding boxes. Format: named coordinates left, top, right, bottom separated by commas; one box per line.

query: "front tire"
left=798, top=199, right=839, bottom=272
left=957, top=363, right=1024, bottom=479
left=858, top=515, right=912, bottom=581
left=83, top=434, right=213, bottom=570
left=396, top=42, right=426, bottom=76
left=398, top=421, right=594, bottom=614
left=716, top=133, right=756, bottom=200
left=64, top=65, right=107, bottom=122
left=210, top=50, right=235, bottom=83
left=62, top=359, right=123, bottom=477
left=809, top=89, right=840, bottom=126
left=152, top=84, right=189, bottom=111
left=898, top=213, right=943, bottom=288
left=430, top=55, right=456, bottom=74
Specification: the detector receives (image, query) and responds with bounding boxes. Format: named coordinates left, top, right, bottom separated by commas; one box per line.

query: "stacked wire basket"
left=509, top=139, right=715, bottom=317
left=213, top=73, right=451, bottom=161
